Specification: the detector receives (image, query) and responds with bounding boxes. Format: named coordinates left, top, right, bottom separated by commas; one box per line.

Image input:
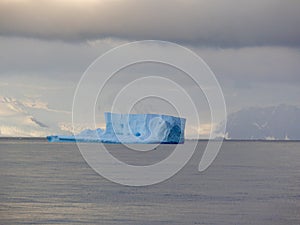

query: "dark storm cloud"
left=0, top=0, right=299, bottom=47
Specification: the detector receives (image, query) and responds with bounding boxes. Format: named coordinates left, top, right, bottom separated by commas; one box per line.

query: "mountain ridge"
left=222, top=104, right=300, bottom=140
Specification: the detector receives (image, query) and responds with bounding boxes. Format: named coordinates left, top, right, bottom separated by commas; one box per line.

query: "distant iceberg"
left=47, top=112, right=186, bottom=144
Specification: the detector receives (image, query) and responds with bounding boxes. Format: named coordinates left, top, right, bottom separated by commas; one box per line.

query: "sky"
left=0, top=0, right=300, bottom=137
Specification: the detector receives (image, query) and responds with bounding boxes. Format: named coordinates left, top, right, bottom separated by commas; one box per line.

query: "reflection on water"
left=0, top=140, right=300, bottom=224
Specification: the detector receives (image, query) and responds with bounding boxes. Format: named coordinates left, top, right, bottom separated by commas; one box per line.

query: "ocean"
left=0, top=139, right=300, bottom=224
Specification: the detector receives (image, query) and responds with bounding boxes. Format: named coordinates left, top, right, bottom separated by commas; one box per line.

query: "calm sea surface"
left=0, top=139, right=300, bottom=224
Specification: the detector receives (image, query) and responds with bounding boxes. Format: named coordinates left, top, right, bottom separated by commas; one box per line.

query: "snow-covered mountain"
left=0, top=96, right=70, bottom=137
left=0, top=96, right=106, bottom=137
left=1, top=95, right=300, bottom=140
left=223, top=104, right=300, bottom=140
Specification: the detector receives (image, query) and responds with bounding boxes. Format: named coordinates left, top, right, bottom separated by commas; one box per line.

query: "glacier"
left=47, top=112, right=186, bottom=144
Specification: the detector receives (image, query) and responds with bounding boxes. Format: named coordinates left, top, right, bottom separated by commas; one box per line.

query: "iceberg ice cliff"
left=47, top=113, right=186, bottom=144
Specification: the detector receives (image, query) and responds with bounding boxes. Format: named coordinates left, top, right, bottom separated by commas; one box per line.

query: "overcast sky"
left=0, top=0, right=299, bottom=137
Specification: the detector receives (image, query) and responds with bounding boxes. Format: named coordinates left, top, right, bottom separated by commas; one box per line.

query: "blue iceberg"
left=47, top=112, right=186, bottom=144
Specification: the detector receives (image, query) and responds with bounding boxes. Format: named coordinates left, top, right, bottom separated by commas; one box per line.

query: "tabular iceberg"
left=47, top=112, right=186, bottom=144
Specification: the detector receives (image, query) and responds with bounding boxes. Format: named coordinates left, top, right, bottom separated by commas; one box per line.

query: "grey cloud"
left=0, top=36, right=119, bottom=79
left=1, top=37, right=300, bottom=88
left=197, top=46, right=300, bottom=84
left=0, top=0, right=299, bottom=47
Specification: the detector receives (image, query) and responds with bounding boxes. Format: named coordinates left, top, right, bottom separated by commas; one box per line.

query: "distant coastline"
left=0, top=137, right=299, bottom=142
left=0, top=137, right=47, bottom=141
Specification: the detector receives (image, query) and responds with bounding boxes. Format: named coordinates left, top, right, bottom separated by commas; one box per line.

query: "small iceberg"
left=47, top=112, right=186, bottom=144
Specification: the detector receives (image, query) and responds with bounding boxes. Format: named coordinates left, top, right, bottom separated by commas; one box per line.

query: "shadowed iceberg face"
left=96, top=112, right=185, bottom=144
left=47, top=113, right=186, bottom=144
